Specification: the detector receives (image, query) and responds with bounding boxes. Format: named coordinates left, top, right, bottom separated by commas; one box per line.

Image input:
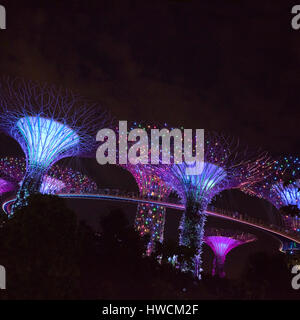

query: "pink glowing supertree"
left=0, top=77, right=109, bottom=211
left=205, top=228, right=256, bottom=278
left=147, top=132, right=270, bottom=278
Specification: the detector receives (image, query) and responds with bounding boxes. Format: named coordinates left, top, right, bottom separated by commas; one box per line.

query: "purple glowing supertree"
left=148, top=132, right=270, bottom=278
left=242, top=155, right=300, bottom=251
left=0, top=157, right=97, bottom=196
left=205, top=228, right=256, bottom=278
left=0, top=77, right=108, bottom=211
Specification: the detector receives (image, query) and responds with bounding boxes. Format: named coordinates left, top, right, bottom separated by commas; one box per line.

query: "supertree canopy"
left=241, top=156, right=300, bottom=223
left=148, top=132, right=270, bottom=278
left=242, top=156, right=300, bottom=251
left=45, top=164, right=98, bottom=195
left=204, top=228, right=256, bottom=278
left=0, top=157, right=97, bottom=197
left=0, top=77, right=108, bottom=210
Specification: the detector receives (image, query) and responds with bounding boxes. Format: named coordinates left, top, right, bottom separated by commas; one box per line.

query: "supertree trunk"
left=212, top=256, right=226, bottom=278
left=12, top=168, right=45, bottom=212
left=193, top=211, right=207, bottom=279
left=212, top=256, right=216, bottom=276
left=135, top=203, right=166, bottom=255
left=178, top=197, right=207, bottom=279
left=215, top=255, right=226, bottom=278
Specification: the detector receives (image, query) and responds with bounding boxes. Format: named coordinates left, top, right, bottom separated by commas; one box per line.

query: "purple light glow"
left=205, top=236, right=243, bottom=260
left=0, top=178, right=14, bottom=194
left=39, top=176, right=66, bottom=194
left=205, top=230, right=256, bottom=278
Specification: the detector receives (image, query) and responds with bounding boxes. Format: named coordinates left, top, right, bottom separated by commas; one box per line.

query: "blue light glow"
left=39, top=175, right=66, bottom=194
left=16, top=116, right=80, bottom=169
left=272, top=182, right=300, bottom=209
left=171, top=162, right=227, bottom=204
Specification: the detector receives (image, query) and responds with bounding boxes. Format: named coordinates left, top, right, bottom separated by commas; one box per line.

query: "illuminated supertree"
left=121, top=162, right=171, bottom=255
left=116, top=122, right=171, bottom=255
left=0, top=157, right=97, bottom=196
left=148, top=132, right=270, bottom=278
left=0, top=157, right=98, bottom=215
left=0, top=77, right=108, bottom=211
left=45, top=164, right=98, bottom=195
left=204, top=228, right=256, bottom=278
left=242, top=155, right=300, bottom=252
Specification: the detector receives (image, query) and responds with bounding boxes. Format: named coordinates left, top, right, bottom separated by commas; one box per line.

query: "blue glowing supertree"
left=0, top=77, right=108, bottom=211
left=204, top=228, right=256, bottom=278
left=148, top=132, right=270, bottom=278
left=242, top=155, right=300, bottom=252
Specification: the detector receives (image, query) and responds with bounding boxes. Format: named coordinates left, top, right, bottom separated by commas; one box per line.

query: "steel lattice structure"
left=0, top=77, right=109, bottom=211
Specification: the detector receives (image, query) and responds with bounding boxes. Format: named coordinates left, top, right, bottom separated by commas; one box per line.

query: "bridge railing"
left=91, top=188, right=300, bottom=241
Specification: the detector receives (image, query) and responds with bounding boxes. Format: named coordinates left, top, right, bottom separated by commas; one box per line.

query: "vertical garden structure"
left=0, top=78, right=108, bottom=211
left=204, top=228, right=256, bottom=278
left=121, top=162, right=171, bottom=255
left=149, top=132, right=270, bottom=278
left=117, top=122, right=171, bottom=255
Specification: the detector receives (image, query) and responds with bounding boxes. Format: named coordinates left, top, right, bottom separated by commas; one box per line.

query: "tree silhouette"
left=0, top=194, right=84, bottom=299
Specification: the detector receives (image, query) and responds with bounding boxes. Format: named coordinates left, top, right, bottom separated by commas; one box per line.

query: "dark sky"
left=0, top=0, right=299, bottom=154
left=0, top=0, right=299, bottom=276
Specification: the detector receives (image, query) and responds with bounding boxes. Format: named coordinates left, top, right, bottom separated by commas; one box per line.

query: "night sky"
left=0, top=0, right=299, bottom=277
